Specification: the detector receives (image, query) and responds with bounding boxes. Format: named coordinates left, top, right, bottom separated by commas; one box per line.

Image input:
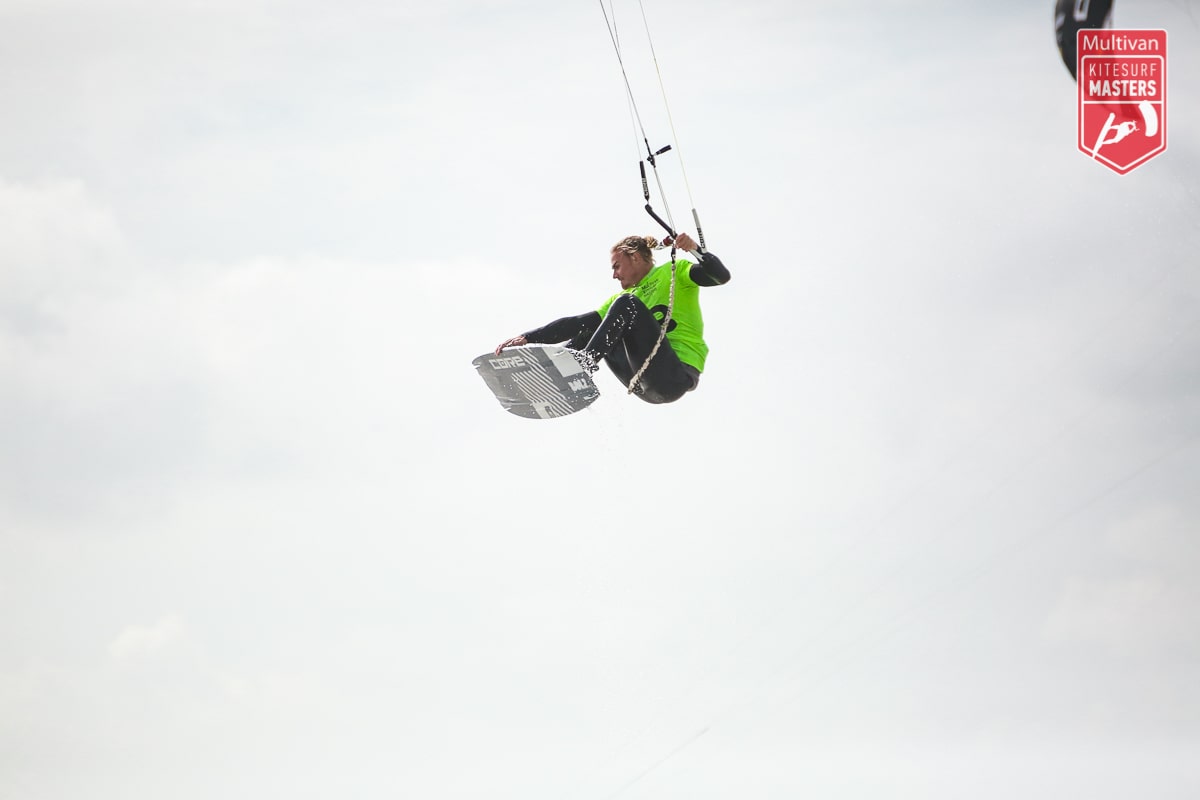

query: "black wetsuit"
left=521, top=250, right=730, bottom=404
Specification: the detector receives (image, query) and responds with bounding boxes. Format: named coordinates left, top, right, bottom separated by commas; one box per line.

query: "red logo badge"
left=1077, top=29, right=1167, bottom=174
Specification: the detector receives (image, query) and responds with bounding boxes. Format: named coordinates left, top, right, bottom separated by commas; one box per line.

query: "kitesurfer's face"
left=611, top=250, right=650, bottom=289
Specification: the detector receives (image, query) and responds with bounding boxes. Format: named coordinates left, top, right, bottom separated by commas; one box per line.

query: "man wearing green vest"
left=494, top=232, right=730, bottom=404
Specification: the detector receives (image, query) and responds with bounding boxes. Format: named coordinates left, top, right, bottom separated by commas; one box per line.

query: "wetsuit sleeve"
left=688, top=250, right=730, bottom=286
left=522, top=311, right=602, bottom=346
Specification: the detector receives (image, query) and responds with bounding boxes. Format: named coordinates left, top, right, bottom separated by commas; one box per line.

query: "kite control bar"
left=638, top=157, right=706, bottom=255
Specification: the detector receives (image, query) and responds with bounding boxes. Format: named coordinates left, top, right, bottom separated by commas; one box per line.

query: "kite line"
left=597, top=0, right=706, bottom=394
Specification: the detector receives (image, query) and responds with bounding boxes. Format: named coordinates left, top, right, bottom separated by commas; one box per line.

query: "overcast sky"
left=2, top=1, right=1199, bottom=798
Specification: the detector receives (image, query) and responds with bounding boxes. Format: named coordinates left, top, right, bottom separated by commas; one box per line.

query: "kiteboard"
left=472, top=344, right=600, bottom=420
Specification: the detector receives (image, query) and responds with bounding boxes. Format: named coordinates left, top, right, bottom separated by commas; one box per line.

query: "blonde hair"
left=610, top=235, right=661, bottom=263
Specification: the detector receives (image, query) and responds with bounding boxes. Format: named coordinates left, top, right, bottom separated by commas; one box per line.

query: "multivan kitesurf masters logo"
left=1077, top=29, right=1167, bottom=174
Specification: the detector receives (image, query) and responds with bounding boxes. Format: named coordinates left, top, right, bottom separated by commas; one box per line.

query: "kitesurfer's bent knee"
left=611, top=356, right=697, bottom=403
left=585, top=293, right=700, bottom=404
left=633, top=365, right=698, bottom=404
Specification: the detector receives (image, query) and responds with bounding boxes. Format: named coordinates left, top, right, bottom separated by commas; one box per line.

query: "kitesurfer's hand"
left=675, top=232, right=699, bottom=252
left=494, top=335, right=527, bottom=355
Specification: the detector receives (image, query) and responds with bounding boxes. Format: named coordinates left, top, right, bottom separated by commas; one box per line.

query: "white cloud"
left=0, top=177, right=518, bottom=528
left=1043, top=503, right=1200, bottom=652
left=107, top=614, right=187, bottom=663
left=0, top=177, right=124, bottom=308
left=1042, top=573, right=1194, bottom=651
left=1105, top=502, right=1199, bottom=567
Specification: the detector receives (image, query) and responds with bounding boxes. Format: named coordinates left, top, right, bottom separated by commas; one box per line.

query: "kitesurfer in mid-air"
left=494, top=232, right=730, bottom=404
